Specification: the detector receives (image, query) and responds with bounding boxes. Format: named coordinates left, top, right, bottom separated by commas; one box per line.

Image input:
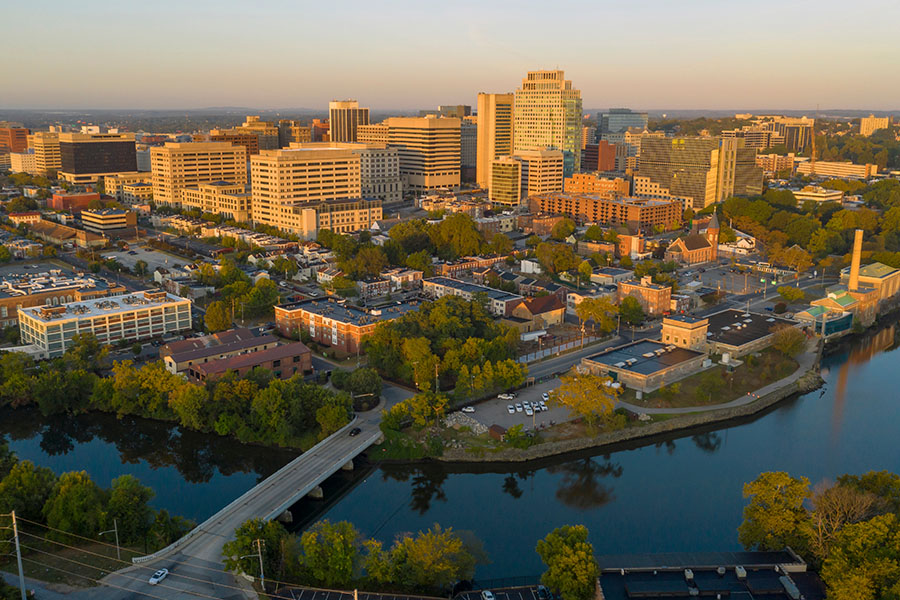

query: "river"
left=2, top=322, right=899, bottom=579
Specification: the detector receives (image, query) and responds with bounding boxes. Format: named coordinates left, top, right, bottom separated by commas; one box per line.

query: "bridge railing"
left=132, top=415, right=360, bottom=565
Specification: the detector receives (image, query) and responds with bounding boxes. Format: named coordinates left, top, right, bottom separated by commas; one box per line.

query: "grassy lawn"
left=622, top=349, right=798, bottom=409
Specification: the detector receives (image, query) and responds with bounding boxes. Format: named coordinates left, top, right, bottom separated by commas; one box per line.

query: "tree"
left=376, top=524, right=478, bottom=591
left=347, top=367, right=382, bottom=399
left=536, top=525, right=599, bottom=600
left=205, top=301, right=232, bottom=332
left=821, top=513, right=900, bottom=600
left=549, top=369, right=620, bottom=429
left=352, top=246, right=389, bottom=278
left=618, top=296, right=645, bottom=325
left=222, top=518, right=291, bottom=587
left=406, top=250, right=434, bottom=276
left=316, top=397, right=351, bottom=439
left=299, top=519, right=360, bottom=587
left=808, top=481, right=881, bottom=562
left=107, top=474, right=155, bottom=544
left=133, top=259, right=149, bottom=278
left=695, top=370, right=725, bottom=402
left=583, top=225, right=604, bottom=241
left=738, top=471, right=812, bottom=554
left=0, top=460, right=57, bottom=522
left=42, top=471, right=107, bottom=540
left=488, top=232, right=513, bottom=255
left=772, top=325, right=806, bottom=358
left=550, top=218, right=575, bottom=240
left=838, top=470, right=900, bottom=514
left=0, top=246, right=11, bottom=263
left=574, top=297, right=617, bottom=333
left=536, top=242, right=578, bottom=275
left=5, top=197, right=38, bottom=213
left=777, top=285, right=805, bottom=303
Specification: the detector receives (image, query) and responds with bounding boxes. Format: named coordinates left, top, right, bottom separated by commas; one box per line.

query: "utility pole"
left=99, top=518, right=120, bottom=560
left=11, top=511, right=26, bottom=600
left=256, top=538, right=265, bottom=592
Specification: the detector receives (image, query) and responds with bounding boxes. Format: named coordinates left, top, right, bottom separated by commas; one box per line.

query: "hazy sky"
left=4, top=0, right=899, bottom=111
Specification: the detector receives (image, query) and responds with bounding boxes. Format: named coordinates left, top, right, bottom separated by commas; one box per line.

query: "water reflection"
left=0, top=408, right=293, bottom=484
left=382, top=464, right=449, bottom=514
left=547, top=456, right=622, bottom=511
left=691, top=432, right=723, bottom=454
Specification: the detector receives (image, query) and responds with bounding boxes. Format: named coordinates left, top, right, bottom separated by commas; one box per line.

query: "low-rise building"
left=122, top=182, right=154, bottom=204
left=188, top=342, right=312, bottom=383
left=274, top=298, right=418, bottom=354
left=7, top=212, right=42, bottom=226
left=161, top=328, right=278, bottom=374
left=382, top=267, right=423, bottom=291
left=18, top=290, right=191, bottom=358
left=796, top=160, right=878, bottom=179
left=793, top=186, right=843, bottom=204
left=80, top=208, right=137, bottom=236
left=508, top=295, right=566, bottom=331
left=422, top=276, right=523, bottom=316
left=617, top=276, right=672, bottom=317
left=705, top=309, right=797, bottom=358
left=529, top=192, right=682, bottom=232
left=660, top=314, right=709, bottom=351
left=0, top=270, right=126, bottom=328
left=581, top=339, right=707, bottom=393
left=48, top=191, right=100, bottom=214
left=590, top=267, right=633, bottom=285
left=839, top=261, right=900, bottom=303
left=356, top=277, right=390, bottom=299
left=27, top=220, right=106, bottom=249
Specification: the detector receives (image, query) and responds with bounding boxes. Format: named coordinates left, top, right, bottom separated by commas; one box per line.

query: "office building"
left=310, top=119, right=330, bottom=142
left=386, top=116, right=461, bottom=192
left=329, top=100, right=370, bottom=143
left=121, top=182, right=153, bottom=204
left=104, top=172, right=152, bottom=202
left=189, top=342, right=311, bottom=383
left=460, top=120, right=477, bottom=181
left=582, top=126, right=596, bottom=148
left=564, top=173, right=630, bottom=196
left=209, top=130, right=259, bottom=158
left=150, top=142, right=248, bottom=207
left=57, top=132, right=137, bottom=183
left=598, top=108, right=649, bottom=135
left=582, top=141, right=617, bottom=172
left=237, top=116, right=279, bottom=150
left=755, top=153, right=796, bottom=176
left=795, top=160, right=878, bottom=179
left=0, top=270, right=126, bottom=328
left=80, top=208, right=138, bottom=236
left=860, top=114, right=890, bottom=137
left=476, top=92, right=515, bottom=190
left=764, top=117, right=814, bottom=152
left=48, top=191, right=100, bottom=213
left=294, top=198, right=382, bottom=239
left=27, top=132, right=62, bottom=176
left=275, top=298, right=416, bottom=354
left=181, top=181, right=251, bottom=222
left=639, top=137, right=762, bottom=210
left=421, top=105, right=471, bottom=118
left=617, top=277, right=672, bottom=316
left=353, top=143, right=402, bottom=203
left=720, top=126, right=784, bottom=149
left=277, top=120, right=312, bottom=147
left=631, top=175, right=692, bottom=209
left=161, top=327, right=277, bottom=374
left=357, top=122, right=389, bottom=144
left=514, top=70, right=583, bottom=174
left=0, top=126, right=29, bottom=153
left=516, top=148, right=564, bottom=197
left=9, top=151, right=37, bottom=174
left=489, top=156, right=522, bottom=207
left=529, top=192, right=681, bottom=232
left=18, top=290, right=192, bottom=358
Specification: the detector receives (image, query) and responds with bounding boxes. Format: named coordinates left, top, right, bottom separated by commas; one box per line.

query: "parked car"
left=481, top=592, right=495, bottom=600
left=498, top=393, right=514, bottom=400
left=461, top=406, right=475, bottom=414
left=149, top=569, right=169, bottom=585
left=507, top=405, right=515, bottom=414
left=525, top=407, right=534, bottom=416
left=515, top=403, right=523, bottom=412
left=537, top=585, right=551, bottom=600
left=542, top=392, right=550, bottom=401
left=522, top=401, right=531, bottom=410
left=348, top=427, right=362, bottom=437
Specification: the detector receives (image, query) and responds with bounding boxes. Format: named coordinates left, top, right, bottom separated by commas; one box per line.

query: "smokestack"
left=849, top=228, right=863, bottom=291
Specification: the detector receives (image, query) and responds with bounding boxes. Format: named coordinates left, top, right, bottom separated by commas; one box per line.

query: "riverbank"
left=430, top=347, right=824, bottom=465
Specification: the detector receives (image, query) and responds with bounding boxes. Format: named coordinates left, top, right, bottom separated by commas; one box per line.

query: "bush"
left=773, top=302, right=787, bottom=314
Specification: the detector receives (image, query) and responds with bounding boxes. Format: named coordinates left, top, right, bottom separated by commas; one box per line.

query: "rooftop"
left=841, top=261, right=900, bottom=279
left=0, top=270, right=115, bottom=300
left=20, top=290, right=187, bottom=323
left=194, top=342, right=310, bottom=376
left=277, top=297, right=418, bottom=326
left=424, top=276, right=523, bottom=302
left=664, top=314, right=706, bottom=324
left=585, top=339, right=704, bottom=376
left=706, top=309, right=794, bottom=348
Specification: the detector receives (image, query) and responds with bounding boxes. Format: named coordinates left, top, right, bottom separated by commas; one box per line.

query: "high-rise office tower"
left=0, top=126, right=29, bottom=153
left=277, top=120, right=312, bottom=147
left=386, top=116, right=461, bottom=192
left=598, top=108, right=649, bottom=135
left=476, top=93, right=514, bottom=190
left=27, top=132, right=62, bottom=176
left=288, top=142, right=402, bottom=204
left=515, top=149, right=564, bottom=197
left=460, top=119, right=477, bottom=182
left=489, top=156, right=523, bottom=207
left=639, top=137, right=762, bottom=210
left=513, top=70, right=583, bottom=175
left=58, top=132, right=137, bottom=183
left=329, top=100, right=370, bottom=143
left=150, top=142, right=248, bottom=207
left=764, top=117, right=814, bottom=152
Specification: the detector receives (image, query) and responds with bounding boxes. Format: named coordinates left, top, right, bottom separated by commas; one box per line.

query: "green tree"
left=347, top=367, right=382, bottom=399
left=0, top=460, right=57, bottom=521
left=618, top=296, right=644, bottom=325
left=536, top=525, right=599, bottom=600
left=550, top=218, right=576, bottom=240
left=583, top=225, right=604, bottom=241
left=574, top=297, right=617, bottom=333
left=222, top=518, right=291, bottom=587
left=0, top=246, right=11, bottom=263
left=549, top=370, right=620, bottom=429
left=299, top=519, right=360, bottom=587
left=107, top=474, right=155, bottom=544
left=821, top=513, right=900, bottom=600
left=406, top=249, right=435, bottom=276
left=777, top=285, right=805, bottom=303
left=772, top=325, right=806, bottom=358
left=488, top=232, right=513, bottom=255
left=205, top=300, right=232, bottom=332
left=738, top=471, right=812, bottom=554
left=838, top=470, right=900, bottom=514
left=133, top=259, right=149, bottom=277
left=315, top=397, right=351, bottom=439
left=42, top=471, right=107, bottom=540
left=378, top=524, right=477, bottom=591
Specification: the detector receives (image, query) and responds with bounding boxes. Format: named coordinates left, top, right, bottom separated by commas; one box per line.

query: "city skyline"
left=3, top=0, right=900, bottom=111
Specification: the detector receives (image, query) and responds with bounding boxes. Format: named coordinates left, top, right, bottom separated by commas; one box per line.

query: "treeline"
left=194, top=257, right=281, bottom=321
left=0, top=441, right=192, bottom=555
left=740, top=470, right=900, bottom=598
left=222, top=518, right=484, bottom=595
left=364, top=295, right=526, bottom=393
left=0, top=334, right=351, bottom=449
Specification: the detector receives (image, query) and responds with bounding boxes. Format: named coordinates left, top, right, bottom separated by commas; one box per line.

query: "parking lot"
left=459, top=378, right=574, bottom=431
left=103, top=244, right=189, bottom=274
left=458, top=586, right=549, bottom=600
left=277, top=589, right=435, bottom=600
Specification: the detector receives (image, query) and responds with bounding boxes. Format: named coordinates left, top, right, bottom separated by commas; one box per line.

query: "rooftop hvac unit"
left=766, top=318, right=776, bottom=322
left=642, top=352, right=655, bottom=358
left=614, top=362, right=626, bottom=368
left=721, top=326, right=730, bottom=330
left=735, top=566, right=747, bottom=580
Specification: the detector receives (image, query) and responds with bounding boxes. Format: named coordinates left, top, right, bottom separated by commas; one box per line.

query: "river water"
left=2, top=323, right=899, bottom=578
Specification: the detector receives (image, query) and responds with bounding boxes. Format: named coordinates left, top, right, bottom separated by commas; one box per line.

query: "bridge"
left=97, top=409, right=391, bottom=599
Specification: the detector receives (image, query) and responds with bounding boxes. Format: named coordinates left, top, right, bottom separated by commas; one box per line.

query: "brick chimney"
left=849, top=228, right=863, bottom=291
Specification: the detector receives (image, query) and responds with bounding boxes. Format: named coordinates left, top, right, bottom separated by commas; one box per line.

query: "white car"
left=149, top=569, right=169, bottom=585
left=539, top=400, right=548, bottom=411
left=542, top=392, right=550, bottom=401
left=498, top=393, right=514, bottom=400
left=482, top=592, right=495, bottom=600
left=515, top=403, right=523, bottom=412
left=525, top=407, right=534, bottom=416
left=507, top=404, right=515, bottom=414
left=461, top=406, right=475, bottom=413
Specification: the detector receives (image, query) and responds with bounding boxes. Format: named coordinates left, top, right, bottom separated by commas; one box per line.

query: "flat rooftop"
left=598, top=568, right=824, bottom=600
left=0, top=271, right=115, bottom=300
left=425, top=276, right=523, bottom=302
left=706, top=309, right=794, bottom=348
left=20, top=290, right=187, bottom=323
left=277, top=298, right=418, bottom=326
left=665, top=314, right=706, bottom=324
left=584, top=339, right=704, bottom=376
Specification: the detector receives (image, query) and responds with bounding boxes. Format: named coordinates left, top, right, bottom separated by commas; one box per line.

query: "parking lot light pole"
left=99, top=518, right=120, bottom=560
left=240, top=538, right=265, bottom=592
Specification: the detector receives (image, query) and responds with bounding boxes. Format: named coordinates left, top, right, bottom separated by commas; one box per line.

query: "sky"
left=3, top=0, right=899, bottom=111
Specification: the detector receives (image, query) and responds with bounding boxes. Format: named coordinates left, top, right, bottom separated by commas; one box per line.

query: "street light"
left=99, top=518, right=120, bottom=560
left=240, top=538, right=265, bottom=592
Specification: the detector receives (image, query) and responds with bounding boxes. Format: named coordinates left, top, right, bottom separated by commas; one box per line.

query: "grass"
left=622, top=349, right=798, bottom=409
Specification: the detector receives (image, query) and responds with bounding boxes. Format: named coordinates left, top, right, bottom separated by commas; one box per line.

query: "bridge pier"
left=308, top=485, right=324, bottom=499
left=342, top=460, right=354, bottom=471
left=276, top=509, right=293, bottom=524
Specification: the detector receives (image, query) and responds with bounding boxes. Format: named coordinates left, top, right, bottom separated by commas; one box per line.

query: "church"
left=665, top=213, right=720, bottom=265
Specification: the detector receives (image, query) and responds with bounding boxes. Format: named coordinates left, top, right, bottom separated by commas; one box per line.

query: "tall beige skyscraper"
left=329, top=100, right=370, bottom=142
left=860, top=114, right=890, bottom=137
left=150, top=142, right=248, bottom=206
left=27, top=132, right=62, bottom=176
left=476, top=92, right=514, bottom=189
left=513, top=70, right=583, bottom=175
left=386, top=116, right=460, bottom=192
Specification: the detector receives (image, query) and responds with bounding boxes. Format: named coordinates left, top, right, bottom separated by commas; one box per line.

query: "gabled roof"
left=521, top=294, right=565, bottom=315
left=681, top=233, right=713, bottom=251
